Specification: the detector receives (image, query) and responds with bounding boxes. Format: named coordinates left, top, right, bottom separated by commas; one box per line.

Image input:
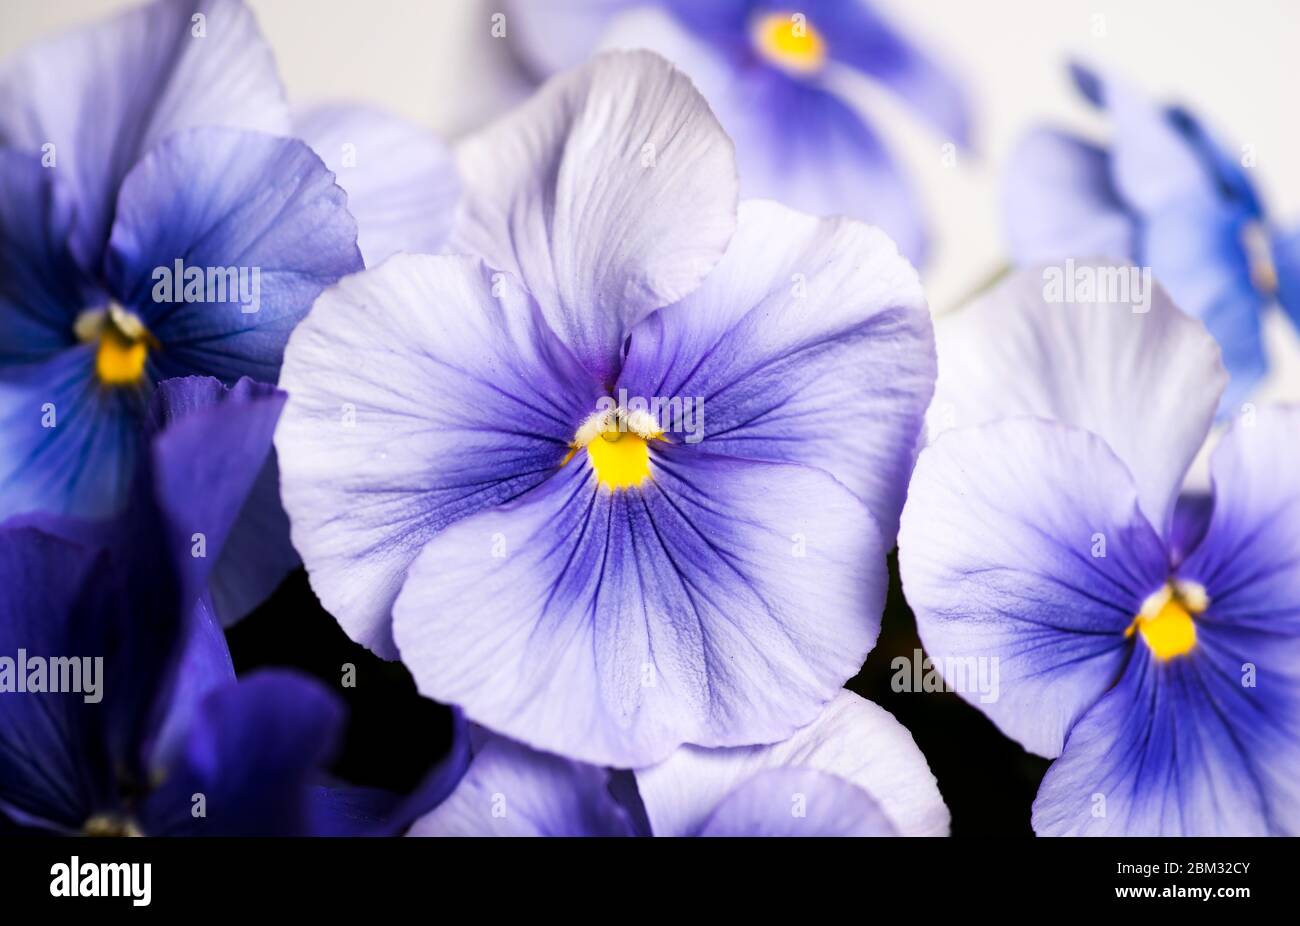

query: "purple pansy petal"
left=1002, top=128, right=1135, bottom=264
left=393, top=446, right=887, bottom=767
left=1140, top=200, right=1267, bottom=411
left=1272, top=225, right=1300, bottom=330
left=1069, top=62, right=1217, bottom=216
left=409, top=736, right=634, bottom=837
left=899, top=418, right=1169, bottom=758
left=1032, top=636, right=1300, bottom=835
left=140, top=670, right=344, bottom=836
left=0, top=507, right=185, bottom=832
left=695, top=767, right=896, bottom=836
left=148, top=376, right=286, bottom=606
left=0, top=148, right=102, bottom=363
left=636, top=690, right=947, bottom=836
left=796, top=0, right=970, bottom=148
left=105, top=127, right=362, bottom=384
left=0, top=0, right=288, bottom=271
left=147, top=594, right=236, bottom=771
left=276, top=255, right=601, bottom=657
left=502, top=0, right=636, bottom=79
left=294, top=103, right=459, bottom=266
left=928, top=264, right=1226, bottom=538
left=1180, top=406, right=1300, bottom=636
left=598, top=7, right=928, bottom=263
left=206, top=452, right=298, bottom=626
left=451, top=50, right=738, bottom=383
left=617, top=199, right=933, bottom=542
left=0, top=348, right=146, bottom=519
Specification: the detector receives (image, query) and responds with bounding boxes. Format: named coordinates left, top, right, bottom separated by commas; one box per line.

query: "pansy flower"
left=1003, top=62, right=1300, bottom=412
left=899, top=263, right=1300, bottom=835
left=276, top=51, right=936, bottom=766
left=0, top=377, right=465, bottom=836
left=502, top=0, right=969, bottom=264
left=411, top=692, right=948, bottom=836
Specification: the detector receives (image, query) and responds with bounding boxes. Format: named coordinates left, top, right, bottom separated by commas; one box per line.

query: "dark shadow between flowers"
left=848, top=553, right=1051, bottom=836
left=227, top=570, right=457, bottom=795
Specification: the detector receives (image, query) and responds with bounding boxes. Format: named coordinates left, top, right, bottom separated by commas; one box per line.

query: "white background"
left=5, top=0, right=1300, bottom=396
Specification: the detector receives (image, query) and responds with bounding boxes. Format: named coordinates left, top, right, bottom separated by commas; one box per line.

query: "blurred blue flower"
left=504, top=0, right=970, bottom=264
left=903, top=265, right=1300, bottom=835
left=1004, top=63, right=1300, bottom=413
left=0, top=377, right=466, bottom=836
left=411, top=692, right=948, bottom=836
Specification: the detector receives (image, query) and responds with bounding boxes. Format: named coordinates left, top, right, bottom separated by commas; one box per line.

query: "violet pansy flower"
left=503, top=0, right=970, bottom=264
left=1003, top=63, right=1300, bottom=413
left=411, top=692, right=948, bottom=836
left=900, top=263, right=1300, bottom=835
left=0, top=377, right=466, bottom=836
left=276, top=51, right=936, bottom=766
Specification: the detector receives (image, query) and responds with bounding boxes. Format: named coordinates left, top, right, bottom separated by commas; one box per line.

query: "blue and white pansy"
left=901, top=263, right=1300, bottom=835
left=276, top=51, right=936, bottom=767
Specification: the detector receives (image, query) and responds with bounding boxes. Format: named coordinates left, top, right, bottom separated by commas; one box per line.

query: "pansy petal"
left=899, top=418, right=1169, bottom=758
left=799, top=0, right=970, bottom=147
left=1272, top=224, right=1300, bottom=330
left=502, top=0, right=636, bottom=78
left=104, top=127, right=361, bottom=383
left=295, top=103, right=459, bottom=266
left=618, top=199, right=933, bottom=542
left=276, top=255, right=601, bottom=657
left=452, top=50, right=738, bottom=382
left=928, top=264, right=1226, bottom=537
left=207, top=452, right=298, bottom=626
left=1032, top=634, right=1300, bottom=835
left=141, top=671, right=344, bottom=836
left=1141, top=200, right=1266, bottom=412
left=1070, top=62, right=1217, bottom=216
left=636, top=690, right=946, bottom=836
left=1002, top=128, right=1135, bottom=263
left=597, top=8, right=928, bottom=263
left=409, top=736, right=633, bottom=837
left=393, top=446, right=886, bottom=767
left=0, top=148, right=101, bottom=363
left=0, top=0, right=288, bottom=269
left=695, top=767, right=896, bottom=837
left=148, top=376, right=286, bottom=606
left=0, top=348, right=146, bottom=519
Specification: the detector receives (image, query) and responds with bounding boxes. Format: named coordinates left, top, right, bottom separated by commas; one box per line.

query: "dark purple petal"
left=105, top=127, right=362, bottom=384
left=0, top=0, right=289, bottom=270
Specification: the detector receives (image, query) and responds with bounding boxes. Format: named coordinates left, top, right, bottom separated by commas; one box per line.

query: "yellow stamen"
left=585, top=429, right=652, bottom=490
left=1126, top=582, right=1205, bottom=661
left=751, top=11, right=827, bottom=75
left=75, top=305, right=152, bottom=387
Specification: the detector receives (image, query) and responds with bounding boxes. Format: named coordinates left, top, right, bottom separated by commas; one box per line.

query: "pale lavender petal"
left=636, top=690, right=947, bottom=836
left=452, top=50, right=738, bottom=382
left=295, top=103, right=459, bottom=266
left=618, top=199, right=933, bottom=542
left=899, top=418, right=1169, bottom=758
left=393, top=448, right=887, bottom=767
left=276, top=255, right=601, bottom=657
left=928, top=263, right=1226, bottom=538
left=696, top=767, right=895, bottom=836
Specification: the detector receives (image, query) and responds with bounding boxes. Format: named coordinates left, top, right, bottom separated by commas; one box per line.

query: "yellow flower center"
left=1241, top=220, right=1279, bottom=295
left=750, top=11, right=827, bottom=75
left=1126, top=581, right=1206, bottom=661
left=75, top=304, right=152, bottom=387
left=565, top=405, right=664, bottom=491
